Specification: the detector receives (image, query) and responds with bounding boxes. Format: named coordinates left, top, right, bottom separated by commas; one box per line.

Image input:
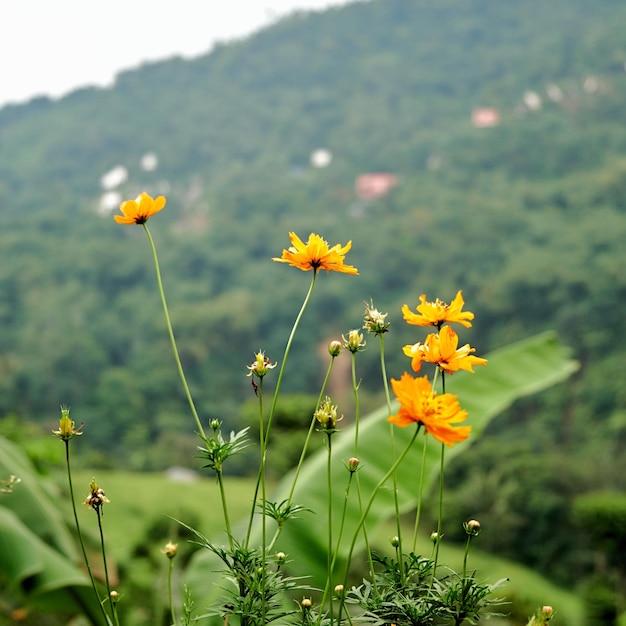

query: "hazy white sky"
left=0, top=0, right=354, bottom=107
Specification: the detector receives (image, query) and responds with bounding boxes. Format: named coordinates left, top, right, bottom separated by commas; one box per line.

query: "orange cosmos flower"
left=114, top=192, right=166, bottom=225
left=272, top=232, right=358, bottom=274
left=402, top=290, right=474, bottom=328
left=388, top=373, right=470, bottom=446
left=403, top=325, right=487, bottom=375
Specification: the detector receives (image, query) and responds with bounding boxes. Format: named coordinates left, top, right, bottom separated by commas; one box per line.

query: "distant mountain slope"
left=0, top=0, right=625, bottom=488
left=1, top=0, right=625, bottom=214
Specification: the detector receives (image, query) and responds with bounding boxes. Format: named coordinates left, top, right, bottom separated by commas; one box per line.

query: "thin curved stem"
left=264, top=272, right=317, bottom=445
left=326, top=432, right=334, bottom=626
left=64, top=442, right=110, bottom=625
left=246, top=272, right=317, bottom=547
left=96, top=510, right=120, bottom=626
left=430, top=441, right=445, bottom=587
left=338, top=426, right=420, bottom=622
left=379, top=335, right=404, bottom=583
left=411, top=432, right=428, bottom=552
left=167, top=558, right=177, bottom=626
left=216, top=468, right=233, bottom=550
left=143, top=224, right=206, bottom=440
left=268, top=353, right=336, bottom=552
left=350, top=351, right=378, bottom=590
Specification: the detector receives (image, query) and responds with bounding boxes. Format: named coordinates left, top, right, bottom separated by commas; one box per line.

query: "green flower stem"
left=326, top=431, right=335, bottom=626
left=64, top=442, right=111, bottom=625
left=430, top=441, right=445, bottom=587
left=246, top=272, right=317, bottom=547
left=286, top=353, right=335, bottom=502
left=143, top=224, right=206, bottom=440
left=462, top=534, right=472, bottom=579
left=167, top=558, right=176, bottom=626
left=338, top=426, right=421, bottom=622
left=429, top=369, right=447, bottom=579
left=329, top=472, right=355, bottom=589
left=264, top=271, right=316, bottom=450
left=258, top=377, right=268, bottom=626
left=216, top=467, right=234, bottom=551
left=351, top=354, right=360, bottom=456
left=96, top=509, right=120, bottom=626
left=378, top=335, right=404, bottom=585
left=268, top=352, right=336, bottom=552
left=241, top=378, right=267, bottom=554
left=350, top=351, right=378, bottom=590
left=411, top=432, right=428, bottom=552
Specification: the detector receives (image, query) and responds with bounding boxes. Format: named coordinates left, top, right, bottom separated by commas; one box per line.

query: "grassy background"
left=71, top=470, right=256, bottom=560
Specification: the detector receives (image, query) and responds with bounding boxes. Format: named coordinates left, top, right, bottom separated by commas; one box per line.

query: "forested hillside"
left=1, top=0, right=626, bottom=591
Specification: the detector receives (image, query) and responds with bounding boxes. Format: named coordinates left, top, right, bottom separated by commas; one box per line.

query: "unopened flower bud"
left=342, top=329, right=366, bottom=353
left=162, top=541, right=178, bottom=559
left=210, top=418, right=221, bottom=431
left=275, top=552, right=286, bottom=565
left=301, top=598, right=312, bottom=610
left=390, top=536, right=400, bottom=548
left=110, top=590, right=119, bottom=604
left=328, top=340, right=342, bottom=357
left=464, top=519, right=481, bottom=536
left=541, top=606, right=554, bottom=619
left=347, top=457, right=360, bottom=472
left=334, top=584, right=344, bottom=596
left=430, top=531, right=440, bottom=543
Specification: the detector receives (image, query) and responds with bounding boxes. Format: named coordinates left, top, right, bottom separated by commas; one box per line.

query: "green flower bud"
left=328, top=340, right=342, bottom=357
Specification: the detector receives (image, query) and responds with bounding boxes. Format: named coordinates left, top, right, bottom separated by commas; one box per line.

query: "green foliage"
left=0, top=0, right=623, bottom=476
left=185, top=332, right=577, bottom=619
left=573, top=492, right=626, bottom=568
left=0, top=0, right=624, bottom=618
left=0, top=436, right=107, bottom=624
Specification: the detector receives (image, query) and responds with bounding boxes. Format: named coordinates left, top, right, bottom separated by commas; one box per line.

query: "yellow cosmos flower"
left=388, top=373, right=470, bottom=446
left=272, top=232, right=358, bottom=274
left=403, top=325, right=487, bottom=375
left=402, top=290, right=474, bottom=328
left=114, top=192, right=166, bottom=225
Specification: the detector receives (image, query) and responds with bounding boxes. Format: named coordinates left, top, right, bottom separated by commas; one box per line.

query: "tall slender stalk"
left=263, top=272, right=317, bottom=447
left=287, top=352, right=336, bottom=502
left=246, top=272, right=317, bottom=547
left=96, top=510, right=120, bottom=626
left=257, top=377, right=268, bottom=626
left=166, top=556, right=177, bottom=626
left=143, top=224, right=206, bottom=440
left=268, top=352, right=337, bottom=552
left=377, top=334, right=404, bottom=583
left=430, top=441, right=445, bottom=587
left=411, top=432, right=428, bottom=552
left=215, top=467, right=234, bottom=550
left=326, top=431, right=335, bottom=626
left=430, top=370, right=447, bottom=582
left=349, top=350, right=377, bottom=590
left=338, top=426, right=421, bottom=622
left=64, top=442, right=110, bottom=625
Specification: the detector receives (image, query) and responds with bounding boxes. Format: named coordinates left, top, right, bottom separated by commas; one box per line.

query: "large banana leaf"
left=0, top=435, right=81, bottom=559
left=185, top=331, right=578, bottom=612
left=0, top=436, right=108, bottom=624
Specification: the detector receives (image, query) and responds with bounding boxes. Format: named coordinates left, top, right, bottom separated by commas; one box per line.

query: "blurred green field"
left=71, top=469, right=257, bottom=560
